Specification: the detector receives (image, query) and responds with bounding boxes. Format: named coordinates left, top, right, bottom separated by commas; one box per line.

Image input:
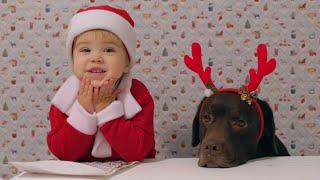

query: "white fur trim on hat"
left=66, top=9, right=136, bottom=66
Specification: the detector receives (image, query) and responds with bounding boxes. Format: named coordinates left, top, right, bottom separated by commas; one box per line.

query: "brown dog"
left=192, top=93, right=289, bottom=168
left=184, top=43, right=289, bottom=168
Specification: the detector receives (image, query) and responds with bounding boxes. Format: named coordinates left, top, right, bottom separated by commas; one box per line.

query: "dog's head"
left=192, top=92, right=282, bottom=167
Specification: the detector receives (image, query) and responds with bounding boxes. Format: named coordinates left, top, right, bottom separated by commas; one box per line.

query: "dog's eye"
left=204, top=114, right=210, bottom=119
left=202, top=114, right=214, bottom=124
left=237, top=120, right=247, bottom=127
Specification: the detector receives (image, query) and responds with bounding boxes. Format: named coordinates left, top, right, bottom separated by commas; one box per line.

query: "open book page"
left=10, top=160, right=138, bottom=176
left=82, top=161, right=138, bottom=175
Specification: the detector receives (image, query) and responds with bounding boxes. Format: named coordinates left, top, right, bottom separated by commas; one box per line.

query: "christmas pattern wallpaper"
left=0, top=0, right=319, bottom=178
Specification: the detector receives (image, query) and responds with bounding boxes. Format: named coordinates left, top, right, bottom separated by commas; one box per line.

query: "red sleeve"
left=99, top=80, right=155, bottom=162
left=47, top=105, right=95, bottom=161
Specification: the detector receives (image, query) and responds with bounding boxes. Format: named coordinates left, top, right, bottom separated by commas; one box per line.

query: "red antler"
left=184, top=42, right=215, bottom=89
left=245, top=44, right=277, bottom=93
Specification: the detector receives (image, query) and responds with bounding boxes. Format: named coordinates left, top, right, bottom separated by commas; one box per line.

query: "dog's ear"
left=255, top=99, right=289, bottom=158
left=192, top=97, right=206, bottom=147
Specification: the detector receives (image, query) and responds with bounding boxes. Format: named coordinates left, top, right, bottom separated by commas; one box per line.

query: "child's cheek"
left=72, top=61, right=86, bottom=80
left=106, top=69, right=123, bottom=80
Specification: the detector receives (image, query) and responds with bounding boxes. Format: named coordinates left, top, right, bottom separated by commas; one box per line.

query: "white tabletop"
left=12, top=156, right=320, bottom=180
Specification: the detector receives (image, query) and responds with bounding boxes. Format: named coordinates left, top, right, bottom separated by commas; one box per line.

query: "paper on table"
left=10, top=160, right=138, bottom=176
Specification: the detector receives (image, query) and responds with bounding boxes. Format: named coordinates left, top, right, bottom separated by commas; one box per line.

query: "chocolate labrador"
left=184, top=42, right=289, bottom=168
left=192, top=93, right=289, bottom=168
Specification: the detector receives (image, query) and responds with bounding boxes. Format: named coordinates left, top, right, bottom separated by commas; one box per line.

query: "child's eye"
left=80, top=48, right=90, bottom=53
left=104, top=47, right=115, bottom=53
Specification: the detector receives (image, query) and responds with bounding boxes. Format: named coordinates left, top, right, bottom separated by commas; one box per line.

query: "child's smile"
left=86, top=66, right=107, bottom=81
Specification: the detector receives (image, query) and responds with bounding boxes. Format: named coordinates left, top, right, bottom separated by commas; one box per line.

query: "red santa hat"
left=66, top=5, right=136, bottom=66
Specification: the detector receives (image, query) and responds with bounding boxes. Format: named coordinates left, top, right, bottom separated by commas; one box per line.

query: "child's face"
left=72, top=30, right=130, bottom=82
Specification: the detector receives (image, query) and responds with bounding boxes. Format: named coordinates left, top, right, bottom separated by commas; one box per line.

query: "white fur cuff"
left=96, top=101, right=124, bottom=127
left=67, top=100, right=97, bottom=135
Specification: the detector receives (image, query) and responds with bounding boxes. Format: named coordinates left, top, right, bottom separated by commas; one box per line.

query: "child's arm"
left=47, top=75, right=97, bottom=161
left=97, top=80, right=155, bottom=162
left=47, top=103, right=96, bottom=161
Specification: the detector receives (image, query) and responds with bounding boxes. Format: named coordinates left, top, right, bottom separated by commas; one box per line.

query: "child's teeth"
left=92, top=70, right=104, bottom=73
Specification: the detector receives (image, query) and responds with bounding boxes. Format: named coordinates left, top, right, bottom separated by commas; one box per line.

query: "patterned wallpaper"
left=1, top=0, right=319, bottom=179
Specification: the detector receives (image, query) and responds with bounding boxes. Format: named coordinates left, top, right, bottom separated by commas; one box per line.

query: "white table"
left=12, top=156, right=320, bottom=180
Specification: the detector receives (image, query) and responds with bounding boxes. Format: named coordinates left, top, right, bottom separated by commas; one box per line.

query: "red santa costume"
left=47, top=5, right=156, bottom=162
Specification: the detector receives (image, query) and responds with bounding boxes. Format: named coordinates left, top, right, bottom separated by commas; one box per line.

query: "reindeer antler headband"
left=184, top=42, right=277, bottom=141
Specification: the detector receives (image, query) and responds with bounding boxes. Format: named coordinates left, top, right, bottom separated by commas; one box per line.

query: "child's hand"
left=77, top=74, right=94, bottom=114
left=93, top=78, right=120, bottom=113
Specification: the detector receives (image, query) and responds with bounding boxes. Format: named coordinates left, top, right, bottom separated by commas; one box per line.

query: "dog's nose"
left=205, top=143, right=222, bottom=154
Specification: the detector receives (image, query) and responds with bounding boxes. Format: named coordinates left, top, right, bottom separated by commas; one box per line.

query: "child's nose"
left=90, top=53, right=103, bottom=63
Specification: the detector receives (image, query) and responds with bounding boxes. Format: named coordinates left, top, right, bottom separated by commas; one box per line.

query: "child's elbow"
left=122, top=152, right=148, bottom=162
left=122, top=143, right=155, bottom=162
left=48, top=145, right=78, bottom=161
left=47, top=138, right=80, bottom=161
left=54, top=152, right=80, bottom=161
